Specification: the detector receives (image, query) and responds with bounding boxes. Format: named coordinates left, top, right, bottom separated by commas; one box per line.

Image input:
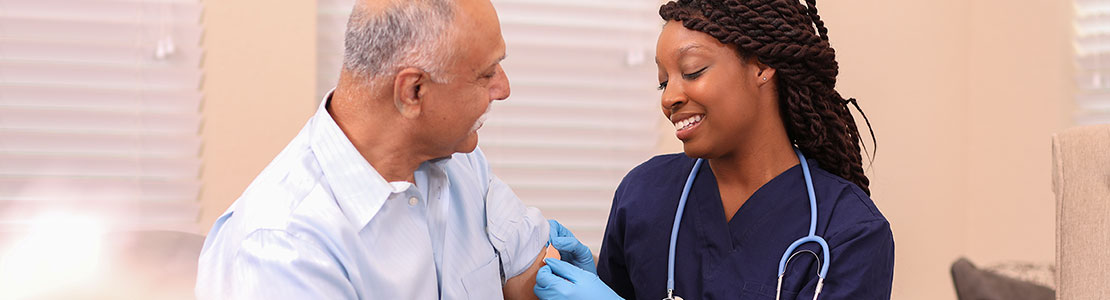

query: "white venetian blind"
left=482, top=0, right=660, bottom=252
left=1075, top=0, right=1110, bottom=124
left=316, top=0, right=663, bottom=252
left=318, top=0, right=350, bottom=101
left=0, top=0, right=204, bottom=232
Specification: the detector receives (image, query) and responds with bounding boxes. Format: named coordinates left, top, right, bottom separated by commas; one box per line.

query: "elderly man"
left=195, top=0, right=555, bottom=298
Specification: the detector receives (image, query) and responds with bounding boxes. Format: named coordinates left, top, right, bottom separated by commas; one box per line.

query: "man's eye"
left=657, top=81, right=668, bottom=91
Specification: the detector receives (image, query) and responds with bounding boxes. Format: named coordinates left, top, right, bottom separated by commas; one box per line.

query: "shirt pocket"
left=461, top=256, right=504, bottom=299
left=740, top=291, right=786, bottom=300
left=738, top=282, right=800, bottom=300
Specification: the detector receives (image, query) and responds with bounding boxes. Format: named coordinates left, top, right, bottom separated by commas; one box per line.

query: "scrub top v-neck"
left=597, top=153, right=894, bottom=300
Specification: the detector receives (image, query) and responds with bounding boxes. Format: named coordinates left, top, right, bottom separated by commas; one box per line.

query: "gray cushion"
left=951, top=257, right=1054, bottom=300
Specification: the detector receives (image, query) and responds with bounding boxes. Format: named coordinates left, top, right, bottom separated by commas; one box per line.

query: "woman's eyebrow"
left=676, top=44, right=704, bottom=57
left=656, top=44, right=705, bottom=65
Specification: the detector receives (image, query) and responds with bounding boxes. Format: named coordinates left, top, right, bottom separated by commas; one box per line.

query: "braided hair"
left=660, top=0, right=875, bottom=195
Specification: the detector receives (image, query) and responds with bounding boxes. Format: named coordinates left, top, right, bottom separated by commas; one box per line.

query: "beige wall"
left=198, top=0, right=319, bottom=230
left=963, top=0, right=1073, bottom=265
left=657, top=1, right=1074, bottom=299
left=199, top=0, right=1074, bottom=299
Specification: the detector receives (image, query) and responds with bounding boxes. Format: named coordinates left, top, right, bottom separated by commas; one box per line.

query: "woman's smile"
left=672, top=113, right=704, bottom=140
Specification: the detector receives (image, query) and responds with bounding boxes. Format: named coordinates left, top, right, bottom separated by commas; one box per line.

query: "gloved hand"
left=534, top=259, right=622, bottom=300
left=547, top=219, right=596, bottom=274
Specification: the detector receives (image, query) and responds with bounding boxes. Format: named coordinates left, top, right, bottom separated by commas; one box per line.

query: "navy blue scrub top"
left=598, top=154, right=894, bottom=300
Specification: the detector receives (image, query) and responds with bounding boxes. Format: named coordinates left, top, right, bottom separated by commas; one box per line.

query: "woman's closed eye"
left=683, top=66, right=708, bottom=80
left=657, top=67, right=709, bottom=91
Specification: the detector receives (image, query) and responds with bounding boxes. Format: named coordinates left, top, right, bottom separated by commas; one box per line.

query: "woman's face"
left=655, top=21, right=777, bottom=159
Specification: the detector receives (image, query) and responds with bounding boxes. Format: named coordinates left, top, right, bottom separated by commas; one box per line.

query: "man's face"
left=420, top=0, right=510, bottom=156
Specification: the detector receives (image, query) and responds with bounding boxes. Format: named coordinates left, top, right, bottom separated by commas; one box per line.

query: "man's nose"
left=491, top=65, right=510, bottom=101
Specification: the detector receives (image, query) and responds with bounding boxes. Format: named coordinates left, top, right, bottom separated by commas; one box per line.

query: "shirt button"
left=408, top=197, right=419, bottom=206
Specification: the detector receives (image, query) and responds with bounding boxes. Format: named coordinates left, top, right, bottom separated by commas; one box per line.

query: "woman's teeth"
left=674, top=115, right=703, bottom=131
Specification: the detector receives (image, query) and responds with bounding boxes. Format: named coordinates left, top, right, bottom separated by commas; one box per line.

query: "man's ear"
left=394, top=67, right=428, bottom=118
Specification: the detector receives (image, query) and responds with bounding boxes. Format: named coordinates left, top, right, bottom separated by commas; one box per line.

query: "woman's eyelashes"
left=683, top=66, right=708, bottom=80
left=657, top=66, right=709, bottom=91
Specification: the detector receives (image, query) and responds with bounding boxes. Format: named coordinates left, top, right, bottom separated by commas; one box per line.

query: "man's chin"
left=453, top=132, right=480, bottom=154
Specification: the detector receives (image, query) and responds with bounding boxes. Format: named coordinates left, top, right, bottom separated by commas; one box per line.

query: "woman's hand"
left=547, top=220, right=596, bottom=274
left=534, top=259, right=622, bottom=300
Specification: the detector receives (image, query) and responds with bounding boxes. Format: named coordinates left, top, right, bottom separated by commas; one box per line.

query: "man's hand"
left=547, top=220, right=595, bottom=274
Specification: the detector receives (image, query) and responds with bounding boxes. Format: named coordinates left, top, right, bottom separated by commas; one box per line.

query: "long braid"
left=803, top=0, right=829, bottom=41
left=661, top=0, right=875, bottom=195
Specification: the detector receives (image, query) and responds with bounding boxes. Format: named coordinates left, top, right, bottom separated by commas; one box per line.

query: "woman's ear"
left=754, top=66, right=772, bottom=87
left=393, top=67, right=428, bottom=118
left=750, top=58, right=775, bottom=87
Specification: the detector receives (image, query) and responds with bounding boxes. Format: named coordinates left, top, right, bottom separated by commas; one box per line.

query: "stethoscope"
left=664, top=148, right=829, bottom=300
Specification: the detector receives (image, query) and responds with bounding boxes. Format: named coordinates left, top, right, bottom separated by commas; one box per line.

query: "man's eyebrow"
left=486, top=54, right=507, bottom=70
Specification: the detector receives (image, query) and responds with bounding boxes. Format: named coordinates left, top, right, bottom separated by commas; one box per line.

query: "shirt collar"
left=308, top=89, right=401, bottom=228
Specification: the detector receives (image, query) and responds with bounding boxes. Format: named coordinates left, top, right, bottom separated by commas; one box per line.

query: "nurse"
left=535, top=0, right=894, bottom=299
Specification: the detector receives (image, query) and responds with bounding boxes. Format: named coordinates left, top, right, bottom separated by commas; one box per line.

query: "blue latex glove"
left=534, top=259, right=622, bottom=300
left=547, top=219, right=596, bottom=274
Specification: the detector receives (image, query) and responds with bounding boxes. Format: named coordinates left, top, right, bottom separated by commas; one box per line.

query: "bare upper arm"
left=502, top=245, right=561, bottom=300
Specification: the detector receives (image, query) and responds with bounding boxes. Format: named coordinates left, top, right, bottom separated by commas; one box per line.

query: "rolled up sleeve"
left=484, top=174, right=550, bottom=280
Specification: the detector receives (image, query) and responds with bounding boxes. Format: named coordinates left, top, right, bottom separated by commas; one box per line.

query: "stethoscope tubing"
left=666, top=149, right=830, bottom=300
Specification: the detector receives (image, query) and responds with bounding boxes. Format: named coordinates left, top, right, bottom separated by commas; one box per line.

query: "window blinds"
left=1075, top=0, right=1110, bottom=124
left=316, top=0, right=662, bottom=252
left=318, top=0, right=349, bottom=101
left=0, top=0, right=204, bottom=232
left=482, top=0, right=660, bottom=252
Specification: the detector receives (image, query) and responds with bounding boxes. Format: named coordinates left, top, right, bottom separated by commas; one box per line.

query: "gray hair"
left=342, top=0, right=456, bottom=83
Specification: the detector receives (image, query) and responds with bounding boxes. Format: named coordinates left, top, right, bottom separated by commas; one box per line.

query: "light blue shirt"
left=196, top=92, right=549, bottom=299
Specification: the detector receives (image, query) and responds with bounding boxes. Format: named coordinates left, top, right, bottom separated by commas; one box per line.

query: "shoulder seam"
left=234, top=228, right=332, bottom=259
left=825, top=218, right=891, bottom=251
